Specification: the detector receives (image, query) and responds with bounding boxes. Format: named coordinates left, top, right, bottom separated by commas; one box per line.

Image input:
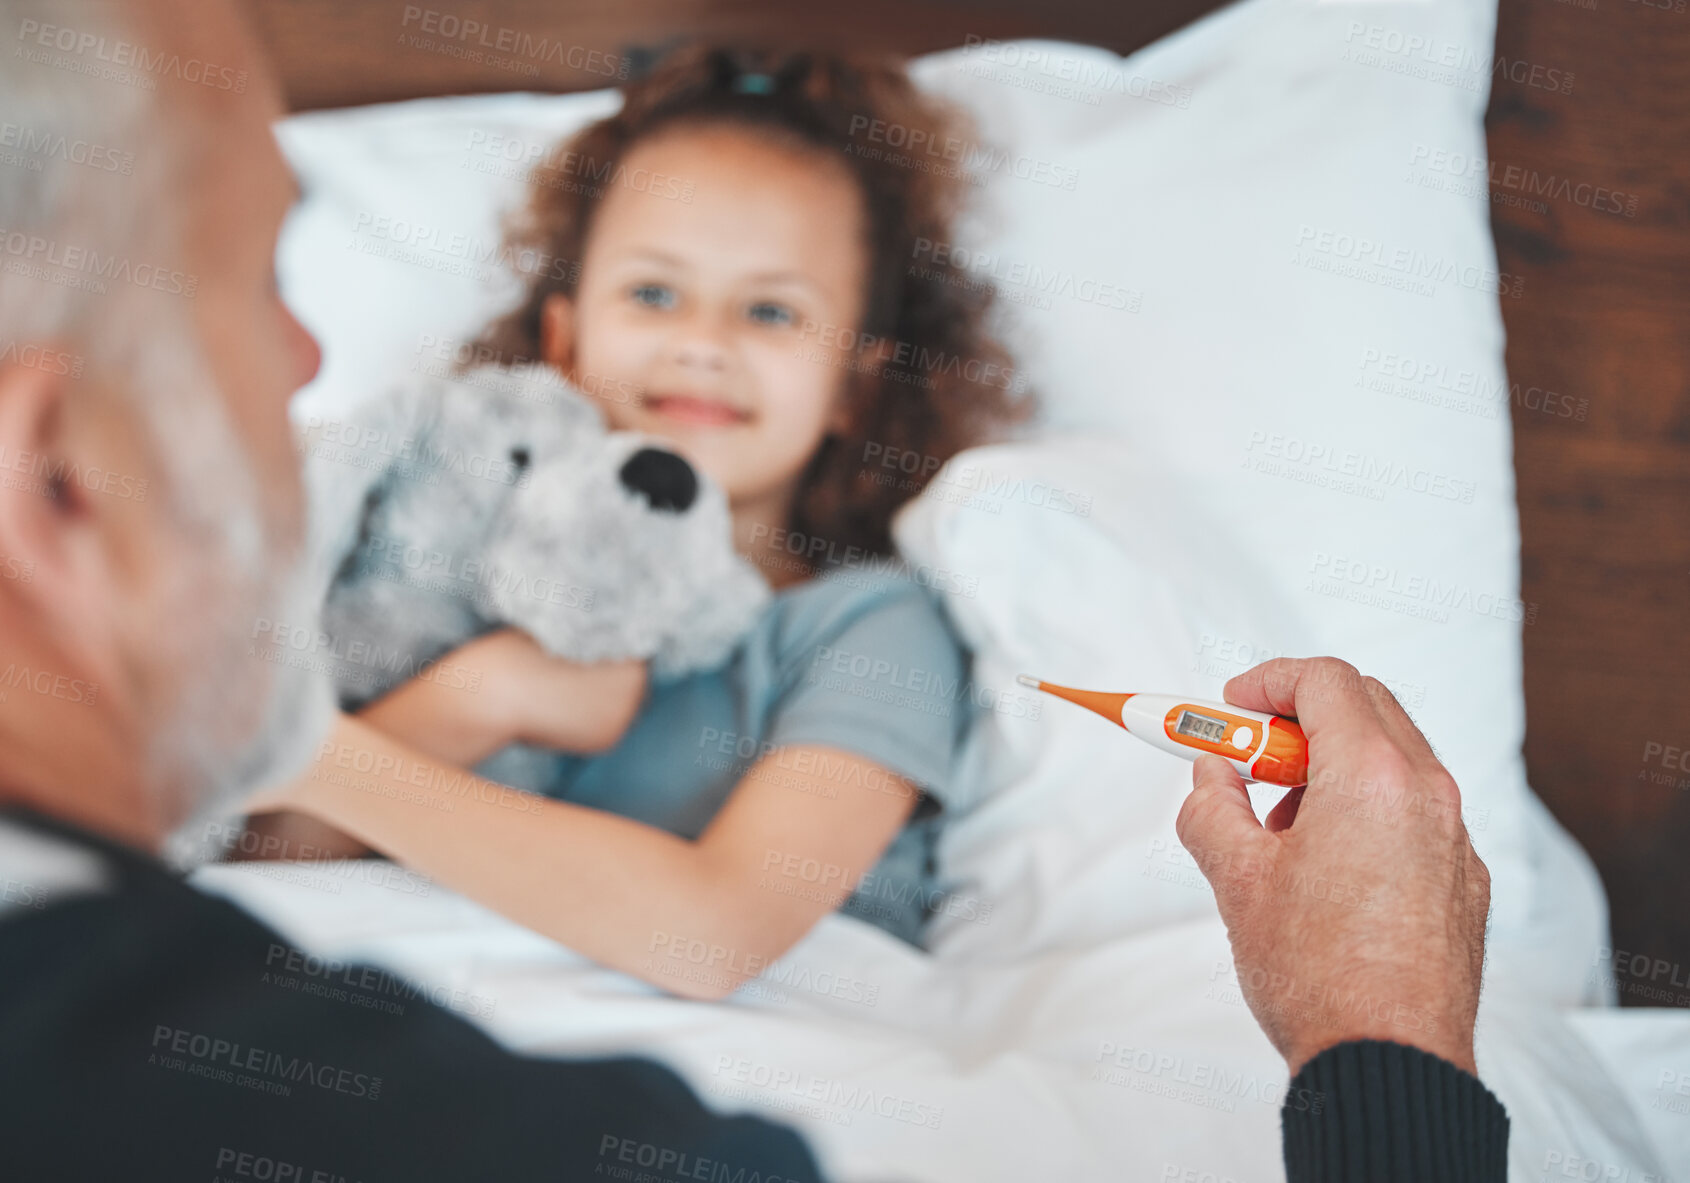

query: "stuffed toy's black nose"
left=619, top=447, right=698, bottom=512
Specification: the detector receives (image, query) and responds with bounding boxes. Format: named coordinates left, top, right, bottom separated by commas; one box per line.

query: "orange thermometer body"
left=1018, top=676, right=1309, bottom=788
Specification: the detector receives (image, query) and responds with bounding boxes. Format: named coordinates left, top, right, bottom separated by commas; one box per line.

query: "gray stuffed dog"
left=301, top=363, right=770, bottom=791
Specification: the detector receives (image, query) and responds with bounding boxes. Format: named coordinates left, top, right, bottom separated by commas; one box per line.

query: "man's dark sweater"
left=0, top=810, right=824, bottom=1182
left=1284, top=1040, right=1510, bottom=1181
left=0, top=810, right=1507, bottom=1180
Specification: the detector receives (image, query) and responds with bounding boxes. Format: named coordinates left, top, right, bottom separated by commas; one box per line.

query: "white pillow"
left=276, top=89, right=619, bottom=420
left=271, top=0, right=1604, bottom=994
left=893, top=0, right=1601, bottom=991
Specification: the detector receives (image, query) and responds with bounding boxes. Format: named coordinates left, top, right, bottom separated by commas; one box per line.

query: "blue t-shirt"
left=539, top=569, right=975, bottom=946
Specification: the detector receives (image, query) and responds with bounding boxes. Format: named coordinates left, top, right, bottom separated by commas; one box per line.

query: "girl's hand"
left=240, top=708, right=361, bottom=819
left=444, top=628, right=545, bottom=740
left=231, top=714, right=375, bottom=862
left=357, top=629, right=647, bottom=766
left=240, top=778, right=302, bottom=817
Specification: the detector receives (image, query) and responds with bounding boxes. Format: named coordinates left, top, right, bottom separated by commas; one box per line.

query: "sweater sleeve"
left=1282, top=1040, right=1509, bottom=1182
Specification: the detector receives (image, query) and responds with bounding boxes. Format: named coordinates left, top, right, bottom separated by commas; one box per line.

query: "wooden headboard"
left=248, top=0, right=1233, bottom=111
left=249, top=0, right=1690, bottom=1003
left=1486, top=0, right=1689, bottom=1000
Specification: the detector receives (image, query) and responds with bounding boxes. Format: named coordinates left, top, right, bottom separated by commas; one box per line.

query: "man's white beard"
left=163, top=548, right=335, bottom=867
left=155, top=523, right=336, bottom=871
left=128, top=365, right=337, bottom=870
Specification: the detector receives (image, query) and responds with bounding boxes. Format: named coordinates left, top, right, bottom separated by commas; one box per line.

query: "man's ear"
left=0, top=354, right=135, bottom=709
left=539, top=292, right=576, bottom=375
left=0, top=356, right=76, bottom=595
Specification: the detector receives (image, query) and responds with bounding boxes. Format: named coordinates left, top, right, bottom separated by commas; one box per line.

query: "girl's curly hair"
left=475, top=45, right=1033, bottom=564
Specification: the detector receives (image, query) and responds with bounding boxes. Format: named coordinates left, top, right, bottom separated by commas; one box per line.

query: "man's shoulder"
left=0, top=814, right=307, bottom=981
left=0, top=823, right=526, bottom=1169
left=0, top=834, right=514, bottom=1077
left=0, top=815, right=825, bottom=1181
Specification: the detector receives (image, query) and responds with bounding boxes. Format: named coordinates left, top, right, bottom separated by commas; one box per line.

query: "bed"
left=194, top=0, right=1690, bottom=1177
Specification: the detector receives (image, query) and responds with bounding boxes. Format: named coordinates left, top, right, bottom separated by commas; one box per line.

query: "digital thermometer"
left=1017, top=676, right=1310, bottom=788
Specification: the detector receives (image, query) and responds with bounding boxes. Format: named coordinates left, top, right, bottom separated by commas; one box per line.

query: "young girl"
left=252, top=47, right=1029, bottom=998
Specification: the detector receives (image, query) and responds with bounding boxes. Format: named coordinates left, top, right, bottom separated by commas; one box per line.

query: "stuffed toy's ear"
left=297, top=382, right=429, bottom=610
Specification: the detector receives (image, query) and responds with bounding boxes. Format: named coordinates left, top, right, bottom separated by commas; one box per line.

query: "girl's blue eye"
left=747, top=301, right=794, bottom=327
left=631, top=283, right=675, bottom=309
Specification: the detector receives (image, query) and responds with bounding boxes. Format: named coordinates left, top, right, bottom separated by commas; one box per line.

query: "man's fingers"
left=1223, top=657, right=1380, bottom=741
left=1264, top=785, right=1305, bottom=833
left=1354, top=674, right=1445, bottom=773
left=1227, top=658, right=1439, bottom=774
left=1223, top=657, right=1444, bottom=821
left=1220, top=656, right=1326, bottom=717
left=1177, top=756, right=1268, bottom=893
left=1463, top=838, right=1492, bottom=915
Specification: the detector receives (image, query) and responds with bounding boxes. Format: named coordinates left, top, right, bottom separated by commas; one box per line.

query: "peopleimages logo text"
left=149, top=1025, right=382, bottom=1101
left=14, top=18, right=248, bottom=91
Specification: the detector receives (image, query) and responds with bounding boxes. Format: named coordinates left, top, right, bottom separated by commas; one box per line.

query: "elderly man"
left=0, top=1, right=823, bottom=1178
left=0, top=1, right=1505, bottom=1179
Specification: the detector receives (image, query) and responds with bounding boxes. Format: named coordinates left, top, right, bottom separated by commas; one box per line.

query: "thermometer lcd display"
left=1174, top=709, right=1228, bottom=744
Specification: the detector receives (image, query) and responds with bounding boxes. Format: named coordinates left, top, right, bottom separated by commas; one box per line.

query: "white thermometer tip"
left=1016, top=674, right=1041, bottom=688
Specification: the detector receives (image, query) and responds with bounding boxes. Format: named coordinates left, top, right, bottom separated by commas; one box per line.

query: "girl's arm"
left=358, top=628, right=648, bottom=767
left=233, top=630, right=645, bottom=861
left=250, top=712, right=920, bottom=1000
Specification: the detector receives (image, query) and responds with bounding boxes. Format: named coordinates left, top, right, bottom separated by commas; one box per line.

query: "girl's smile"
left=639, top=391, right=753, bottom=428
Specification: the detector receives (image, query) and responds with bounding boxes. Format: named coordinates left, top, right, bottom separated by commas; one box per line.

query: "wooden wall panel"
left=1487, top=0, right=1690, bottom=1004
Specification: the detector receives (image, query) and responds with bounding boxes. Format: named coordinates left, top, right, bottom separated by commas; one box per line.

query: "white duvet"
left=191, top=860, right=1684, bottom=1181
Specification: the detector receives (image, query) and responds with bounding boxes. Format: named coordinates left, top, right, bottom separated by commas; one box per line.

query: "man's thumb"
left=1176, top=755, right=1266, bottom=869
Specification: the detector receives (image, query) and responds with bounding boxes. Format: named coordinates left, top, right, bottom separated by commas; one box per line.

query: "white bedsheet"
left=191, top=860, right=1682, bottom=1182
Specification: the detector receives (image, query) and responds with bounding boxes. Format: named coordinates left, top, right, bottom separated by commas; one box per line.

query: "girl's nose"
left=669, top=320, right=730, bottom=371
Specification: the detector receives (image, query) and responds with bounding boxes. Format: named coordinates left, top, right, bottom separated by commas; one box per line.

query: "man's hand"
left=1175, top=656, right=1491, bottom=1077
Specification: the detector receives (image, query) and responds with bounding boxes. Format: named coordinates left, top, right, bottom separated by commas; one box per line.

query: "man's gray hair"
left=0, top=0, right=180, bottom=366
left=1, top=0, right=333, bottom=838
left=0, top=0, right=252, bottom=539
